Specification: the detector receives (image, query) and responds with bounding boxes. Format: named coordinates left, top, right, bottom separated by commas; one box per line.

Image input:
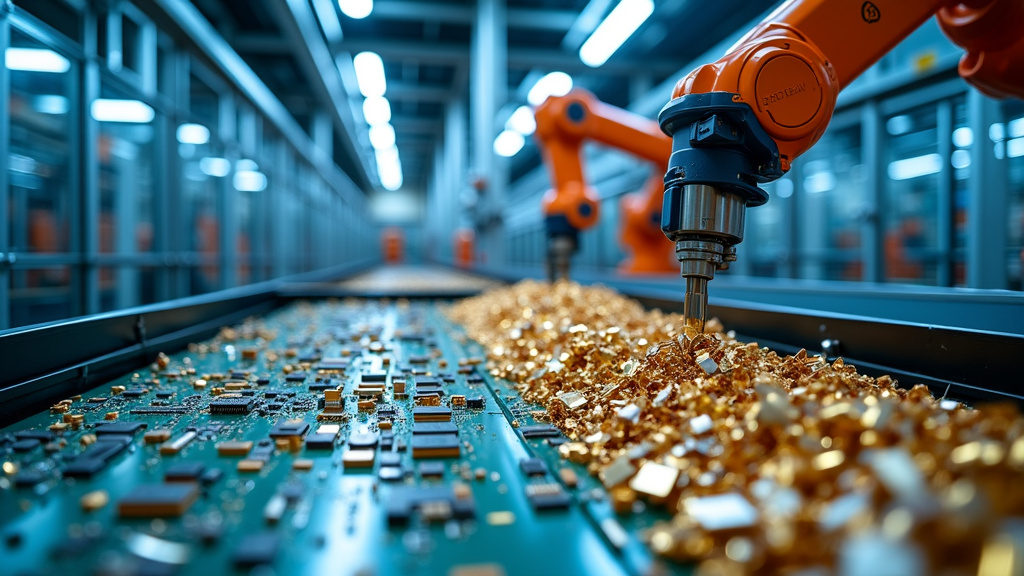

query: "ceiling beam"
left=391, top=116, right=443, bottom=135
left=388, top=81, right=454, bottom=103
left=338, top=38, right=683, bottom=76
left=372, top=1, right=577, bottom=31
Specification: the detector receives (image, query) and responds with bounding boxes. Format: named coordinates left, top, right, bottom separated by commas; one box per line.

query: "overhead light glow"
left=368, top=123, right=396, bottom=150
left=527, top=72, right=573, bottom=107
left=952, top=127, right=973, bottom=148
left=176, top=123, right=210, bottom=145
left=353, top=51, right=386, bottom=97
left=886, top=115, right=912, bottom=136
left=493, top=129, right=525, bottom=157
left=338, top=0, right=373, bottom=19
left=506, top=105, right=536, bottom=135
left=362, top=96, right=391, bottom=126
left=237, top=159, right=259, bottom=171
left=234, top=170, right=268, bottom=192
left=1008, top=117, right=1024, bottom=139
left=375, top=145, right=403, bottom=191
left=1009, top=137, right=1024, bottom=158
left=887, top=153, right=942, bottom=181
left=775, top=178, right=794, bottom=199
left=950, top=149, right=971, bottom=170
left=33, top=95, right=69, bottom=115
left=804, top=170, right=836, bottom=194
left=579, top=0, right=654, bottom=67
left=200, top=157, right=231, bottom=177
left=91, top=99, right=155, bottom=123
left=6, top=47, right=70, bottom=73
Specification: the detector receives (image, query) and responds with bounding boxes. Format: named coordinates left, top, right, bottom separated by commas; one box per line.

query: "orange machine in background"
left=382, top=227, right=404, bottom=264
left=454, top=228, right=474, bottom=269
left=534, top=88, right=676, bottom=279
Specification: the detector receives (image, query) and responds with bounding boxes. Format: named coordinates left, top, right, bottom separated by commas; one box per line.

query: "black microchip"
left=61, top=435, right=133, bottom=477
left=250, top=440, right=276, bottom=462
left=408, top=355, right=430, bottom=364
left=121, top=388, right=148, bottom=397
left=418, top=461, right=445, bottom=477
left=269, top=420, right=309, bottom=438
left=378, top=467, right=403, bottom=482
left=285, top=372, right=308, bottom=382
left=440, top=373, right=455, bottom=382
left=118, top=483, right=198, bottom=517
left=466, top=375, right=484, bottom=384
left=410, top=434, right=459, bottom=456
left=547, top=437, right=568, bottom=447
left=317, top=359, right=349, bottom=370
left=304, top=433, right=336, bottom=450
left=361, top=372, right=387, bottom=383
left=155, top=391, right=174, bottom=399
left=130, top=406, right=188, bottom=415
left=230, top=372, right=248, bottom=380
left=165, top=462, right=206, bottom=481
left=519, top=458, right=549, bottom=476
left=519, top=424, right=562, bottom=439
left=12, top=439, right=41, bottom=452
left=232, top=533, right=280, bottom=568
left=385, top=485, right=475, bottom=525
left=412, top=406, right=452, bottom=420
left=378, top=406, right=397, bottom=418
left=308, top=380, right=340, bottom=391
left=466, top=397, right=485, bottom=409
left=94, top=422, right=147, bottom=436
left=527, top=487, right=572, bottom=510
left=255, top=378, right=271, bottom=386
left=379, top=452, right=401, bottom=467
left=209, top=397, right=256, bottom=415
left=412, top=422, right=458, bottom=436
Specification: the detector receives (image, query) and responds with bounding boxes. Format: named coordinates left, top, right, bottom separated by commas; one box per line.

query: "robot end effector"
left=657, top=0, right=1024, bottom=335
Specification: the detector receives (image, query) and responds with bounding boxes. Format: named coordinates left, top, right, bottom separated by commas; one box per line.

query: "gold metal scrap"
left=448, top=279, right=1024, bottom=575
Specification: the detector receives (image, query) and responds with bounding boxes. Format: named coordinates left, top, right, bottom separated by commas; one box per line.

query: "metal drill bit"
left=546, top=236, right=574, bottom=282
left=682, top=276, right=708, bottom=338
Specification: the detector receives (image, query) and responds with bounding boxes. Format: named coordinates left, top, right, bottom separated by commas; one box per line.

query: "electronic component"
left=411, top=434, right=460, bottom=458
left=118, top=483, right=199, bottom=517
left=209, top=397, right=256, bottom=414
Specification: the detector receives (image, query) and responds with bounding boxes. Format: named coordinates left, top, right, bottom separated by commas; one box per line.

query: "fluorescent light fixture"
left=200, top=157, right=231, bottom=177
left=804, top=170, right=835, bottom=194
left=527, top=72, right=573, bottom=106
left=775, top=178, right=794, bottom=199
left=6, top=47, right=70, bottom=73
left=1009, top=137, right=1024, bottom=158
left=368, top=123, right=396, bottom=150
left=353, top=51, right=386, bottom=97
left=234, top=170, right=268, bottom=192
left=887, top=153, right=942, bottom=181
left=362, top=96, right=391, bottom=126
left=950, top=149, right=971, bottom=170
left=176, top=123, right=210, bottom=145
left=989, top=123, right=1005, bottom=142
left=375, top=145, right=403, bottom=191
left=579, top=0, right=654, bottom=67
left=951, top=127, right=973, bottom=148
left=339, top=0, right=372, bottom=19
left=1008, top=117, right=1024, bottom=139
left=33, top=95, right=69, bottom=115
left=506, top=105, right=537, bottom=135
left=91, top=99, right=155, bottom=123
left=493, top=129, right=525, bottom=157
left=237, top=159, right=259, bottom=171
left=886, top=115, right=912, bottom=136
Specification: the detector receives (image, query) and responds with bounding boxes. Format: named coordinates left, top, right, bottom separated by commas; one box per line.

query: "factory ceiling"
left=188, top=0, right=780, bottom=194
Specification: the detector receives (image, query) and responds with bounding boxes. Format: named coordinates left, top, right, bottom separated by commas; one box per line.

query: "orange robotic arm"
left=534, top=88, right=675, bottom=279
left=658, top=0, right=1024, bottom=334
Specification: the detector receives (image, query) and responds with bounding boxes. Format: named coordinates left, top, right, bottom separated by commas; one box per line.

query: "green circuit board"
left=0, top=299, right=685, bottom=576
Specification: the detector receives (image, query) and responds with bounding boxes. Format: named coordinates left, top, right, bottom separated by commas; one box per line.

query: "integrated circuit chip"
left=209, top=397, right=256, bottom=414
left=411, top=434, right=460, bottom=458
left=118, top=483, right=199, bottom=517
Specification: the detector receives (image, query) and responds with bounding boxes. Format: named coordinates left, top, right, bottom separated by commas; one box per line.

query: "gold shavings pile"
left=449, top=280, right=1024, bottom=576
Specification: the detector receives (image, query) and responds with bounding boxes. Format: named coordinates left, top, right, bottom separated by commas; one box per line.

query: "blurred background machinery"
left=2, top=0, right=1023, bottom=334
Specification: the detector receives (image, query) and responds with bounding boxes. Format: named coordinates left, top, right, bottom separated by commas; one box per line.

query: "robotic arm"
left=659, top=0, right=1024, bottom=336
left=534, top=89, right=674, bottom=280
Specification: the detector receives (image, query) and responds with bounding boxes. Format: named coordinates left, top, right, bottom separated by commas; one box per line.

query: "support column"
left=445, top=97, right=467, bottom=263
left=967, top=89, right=1008, bottom=288
left=861, top=100, right=884, bottom=283
left=470, top=0, right=507, bottom=265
